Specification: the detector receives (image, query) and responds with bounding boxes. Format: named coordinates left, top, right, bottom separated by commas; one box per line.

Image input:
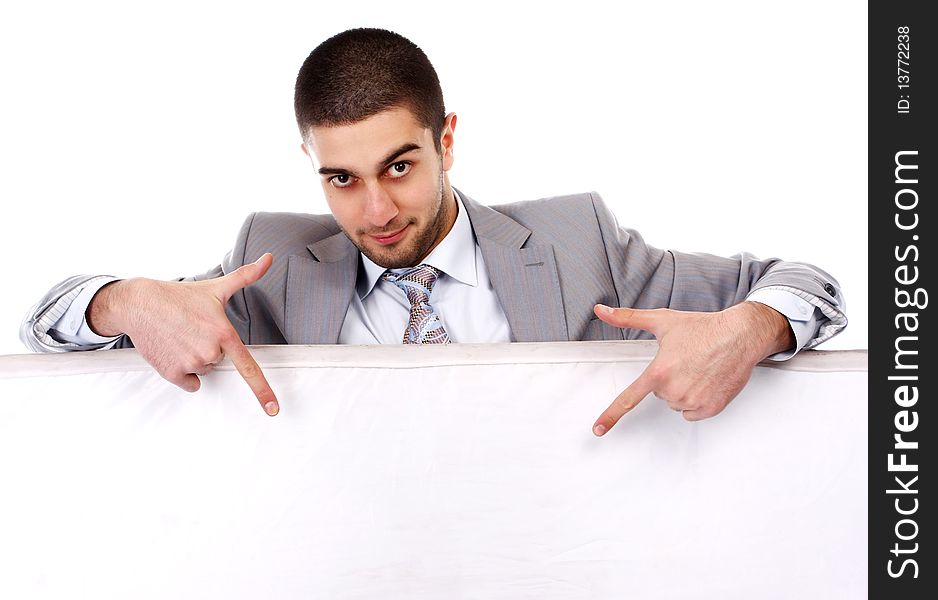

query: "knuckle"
left=667, top=384, right=690, bottom=405
left=229, top=265, right=252, bottom=288
left=685, top=407, right=711, bottom=422
left=682, top=390, right=709, bottom=411
left=219, top=327, right=241, bottom=346
left=238, top=360, right=261, bottom=380
left=167, top=365, right=189, bottom=382
left=600, top=408, right=620, bottom=427
left=180, top=356, right=203, bottom=374
left=645, top=362, right=668, bottom=383
left=199, top=345, right=224, bottom=365
left=254, top=386, right=276, bottom=404
left=615, top=393, right=639, bottom=412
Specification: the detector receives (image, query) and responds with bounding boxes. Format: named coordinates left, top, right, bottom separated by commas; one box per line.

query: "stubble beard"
left=349, top=168, right=451, bottom=269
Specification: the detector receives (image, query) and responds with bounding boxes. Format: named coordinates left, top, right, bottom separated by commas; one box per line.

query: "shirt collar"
left=357, top=189, right=478, bottom=300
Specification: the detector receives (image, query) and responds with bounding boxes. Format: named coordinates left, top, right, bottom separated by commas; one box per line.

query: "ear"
left=440, top=112, right=457, bottom=171
left=300, top=142, right=310, bottom=157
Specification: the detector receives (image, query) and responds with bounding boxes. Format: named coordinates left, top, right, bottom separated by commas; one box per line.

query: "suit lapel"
left=285, top=233, right=358, bottom=344
left=460, top=190, right=568, bottom=342
left=283, top=190, right=568, bottom=344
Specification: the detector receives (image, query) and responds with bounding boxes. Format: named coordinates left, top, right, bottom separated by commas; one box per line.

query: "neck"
left=439, top=174, right=458, bottom=238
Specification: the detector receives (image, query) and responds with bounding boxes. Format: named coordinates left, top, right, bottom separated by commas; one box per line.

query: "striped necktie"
left=382, top=264, right=451, bottom=344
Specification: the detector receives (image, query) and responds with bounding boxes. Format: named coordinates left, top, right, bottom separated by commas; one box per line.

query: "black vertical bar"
left=869, top=0, right=935, bottom=596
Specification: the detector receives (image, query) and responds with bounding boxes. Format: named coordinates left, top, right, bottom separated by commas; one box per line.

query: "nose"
left=363, top=182, right=399, bottom=228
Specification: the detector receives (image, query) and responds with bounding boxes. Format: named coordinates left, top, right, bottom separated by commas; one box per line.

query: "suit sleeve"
left=589, top=192, right=847, bottom=349
left=19, top=213, right=258, bottom=353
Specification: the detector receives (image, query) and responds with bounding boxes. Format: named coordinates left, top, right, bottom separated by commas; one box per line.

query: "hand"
left=590, top=301, right=794, bottom=435
left=88, top=253, right=280, bottom=416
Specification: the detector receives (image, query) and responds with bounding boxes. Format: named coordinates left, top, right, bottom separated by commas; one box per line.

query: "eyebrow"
left=318, top=142, right=423, bottom=177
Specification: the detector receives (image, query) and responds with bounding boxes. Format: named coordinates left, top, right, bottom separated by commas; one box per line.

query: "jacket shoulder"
left=245, top=211, right=340, bottom=240
left=488, top=191, right=603, bottom=214
left=230, top=211, right=341, bottom=265
left=242, top=211, right=340, bottom=245
left=486, top=191, right=610, bottom=239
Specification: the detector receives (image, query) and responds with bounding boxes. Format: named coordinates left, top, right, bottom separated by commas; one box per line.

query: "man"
left=21, top=28, right=846, bottom=435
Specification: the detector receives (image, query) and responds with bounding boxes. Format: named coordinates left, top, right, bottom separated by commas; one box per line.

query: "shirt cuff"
left=50, top=277, right=123, bottom=345
left=746, top=288, right=821, bottom=362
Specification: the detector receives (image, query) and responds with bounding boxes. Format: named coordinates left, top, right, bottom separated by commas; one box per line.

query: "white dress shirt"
left=338, top=191, right=511, bottom=344
left=50, top=191, right=823, bottom=360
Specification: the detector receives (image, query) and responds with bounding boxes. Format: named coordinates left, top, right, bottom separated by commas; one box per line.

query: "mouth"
left=369, top=224, right=409, bottom=245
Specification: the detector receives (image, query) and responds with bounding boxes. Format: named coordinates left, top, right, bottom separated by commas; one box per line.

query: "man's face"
left=302, top=107, right=457, bottom=269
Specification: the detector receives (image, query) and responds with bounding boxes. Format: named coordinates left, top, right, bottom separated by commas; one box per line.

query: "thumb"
left=216, top=253, right=274, bottom=300
left=594, top=304, right=665, bottom=335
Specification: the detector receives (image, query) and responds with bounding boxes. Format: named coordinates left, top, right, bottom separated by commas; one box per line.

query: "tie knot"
left=382, top=264, right=450, bottom=344
left=383, top=264, right=443, bottom=306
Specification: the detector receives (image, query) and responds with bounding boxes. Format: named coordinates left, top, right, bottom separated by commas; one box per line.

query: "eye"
left=386, top=161, right=411, bottom=179
left=329, top=174, right=354, bottom=189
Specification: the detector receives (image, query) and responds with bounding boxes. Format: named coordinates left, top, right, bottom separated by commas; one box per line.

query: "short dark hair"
left=294, top=28, right=446, bottom=151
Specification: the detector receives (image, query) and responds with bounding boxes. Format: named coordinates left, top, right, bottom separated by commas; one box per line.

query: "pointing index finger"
left=592, top=365, right=656, bottom=436
left=222, top=337, right=279, bottom=416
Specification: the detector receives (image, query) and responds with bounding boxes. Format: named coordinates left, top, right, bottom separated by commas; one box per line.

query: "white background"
left=0, top=0, right=867, bottom=354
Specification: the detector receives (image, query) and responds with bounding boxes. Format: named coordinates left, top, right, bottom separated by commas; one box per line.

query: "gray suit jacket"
left=21, top=190, right=846, bottom=350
